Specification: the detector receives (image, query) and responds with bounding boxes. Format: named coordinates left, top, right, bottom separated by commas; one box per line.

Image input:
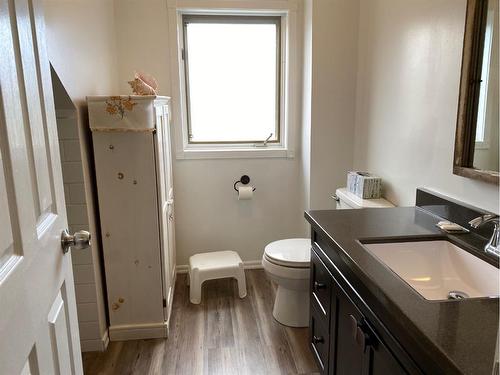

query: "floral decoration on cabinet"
left=105, top=96, right=137, bottom=119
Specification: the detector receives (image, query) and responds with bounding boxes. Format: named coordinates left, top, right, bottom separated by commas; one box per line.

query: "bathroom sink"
left=363, top=240, right=499, bottom=301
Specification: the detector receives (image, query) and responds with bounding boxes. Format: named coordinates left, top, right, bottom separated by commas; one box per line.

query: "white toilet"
left=262, top=238, right=311, bottom=327
left=262, top=188, right=394, bottom=328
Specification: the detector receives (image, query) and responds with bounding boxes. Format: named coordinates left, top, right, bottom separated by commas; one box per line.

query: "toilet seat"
left=264, top=238, right=311, bottom=268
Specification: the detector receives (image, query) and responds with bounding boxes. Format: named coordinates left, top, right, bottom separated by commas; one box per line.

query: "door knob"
left=314, top=281, right=326, bottom=291
left=61, top=229, right=91, bottom=254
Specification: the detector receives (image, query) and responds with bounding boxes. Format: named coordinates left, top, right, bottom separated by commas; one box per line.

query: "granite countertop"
left=305, top=207, right=499, bottom=375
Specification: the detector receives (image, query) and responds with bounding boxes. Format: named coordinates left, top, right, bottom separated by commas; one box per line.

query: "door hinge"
left=163, top=298, right=167, bottom=307
left=181, top=49, right=185, bottom=60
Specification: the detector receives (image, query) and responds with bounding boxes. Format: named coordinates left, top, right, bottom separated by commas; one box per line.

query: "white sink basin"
left=363, top=240, right=499, bottom=301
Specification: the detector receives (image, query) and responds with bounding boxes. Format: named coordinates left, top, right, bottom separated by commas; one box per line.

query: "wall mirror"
left=454, top=0, right=499, bottom=184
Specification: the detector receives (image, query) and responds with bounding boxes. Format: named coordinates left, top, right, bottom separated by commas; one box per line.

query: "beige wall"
left=353, top=0, right=499, bottom=213
left=300, top=0, right=360, bottom=214
left=173, top=159, right=305, bottom=265
left=300, top=0, right=313, bottom=219
left=308, top=0, right=359, bottom=210
left=113, top=0, right=171, bottom=94
left=44, top=0, right=119, bottom=104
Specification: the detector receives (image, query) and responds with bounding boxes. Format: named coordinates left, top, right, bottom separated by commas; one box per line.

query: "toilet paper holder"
left=233, top=175, right=256, bottom=193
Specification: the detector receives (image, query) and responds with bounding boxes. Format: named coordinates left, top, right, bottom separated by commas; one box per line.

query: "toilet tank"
left=335, top=188, right=394, bottom=210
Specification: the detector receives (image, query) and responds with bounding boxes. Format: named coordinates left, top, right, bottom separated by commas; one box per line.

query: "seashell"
left=128, top=71, right=158, bottom=95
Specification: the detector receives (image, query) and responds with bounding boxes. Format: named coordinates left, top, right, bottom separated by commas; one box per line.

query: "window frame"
left=181, top=14, right=283, bottom=145
left=168, top=0, right=299, bottom=160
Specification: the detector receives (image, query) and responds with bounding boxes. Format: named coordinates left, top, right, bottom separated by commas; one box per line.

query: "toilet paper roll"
left=238, top=186, right=254, bottom=200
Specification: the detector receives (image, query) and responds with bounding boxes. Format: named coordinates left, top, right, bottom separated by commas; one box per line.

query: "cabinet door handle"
left=356, top=326, right=369, bottom=352
left=312, top=335, right=324, bottom=344
left=349, top=315, right=372, bottom=352
left=314, top=281, right=326, bottom=291
left=349, top=314, right=358, bottom=339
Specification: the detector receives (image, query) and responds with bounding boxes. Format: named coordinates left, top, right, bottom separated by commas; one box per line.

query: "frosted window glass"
left=184, top=19, right=280, bottom=143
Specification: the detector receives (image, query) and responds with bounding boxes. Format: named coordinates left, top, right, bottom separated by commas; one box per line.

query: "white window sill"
left=176, top=147, right=294, bottom=159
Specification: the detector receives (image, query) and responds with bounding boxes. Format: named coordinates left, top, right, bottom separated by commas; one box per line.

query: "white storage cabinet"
left=87, top=95, right=176, bottom=341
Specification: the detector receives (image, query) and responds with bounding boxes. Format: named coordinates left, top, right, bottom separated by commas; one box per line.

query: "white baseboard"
left=176, top=264, right=189, bottom=274
left=80, top=329, right=109, bottom=352
left=109, top=322, right=168, bottom=341
left=242, top=260, right=264, bottom=269
left=175, top=260, right=263, bottom=274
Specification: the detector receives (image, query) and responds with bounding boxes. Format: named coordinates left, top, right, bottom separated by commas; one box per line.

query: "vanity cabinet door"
left=311, top=237, right=413, bottom=375
left=335, top=290, right=368, bottom=375
left=334, top=284, right=406, bottom=375
left=369, top=333, right=408, bottom=375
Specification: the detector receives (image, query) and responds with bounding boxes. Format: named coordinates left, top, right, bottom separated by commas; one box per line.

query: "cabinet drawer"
left=311, top=249, right=331, bottom=317
left=310, top=303, right=330, bottom=373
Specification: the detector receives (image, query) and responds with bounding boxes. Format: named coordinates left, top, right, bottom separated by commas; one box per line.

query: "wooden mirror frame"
left=454, top=0, right=499, bottom=184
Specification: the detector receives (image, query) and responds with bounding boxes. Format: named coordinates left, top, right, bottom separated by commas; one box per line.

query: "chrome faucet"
left=468, top=214, right=500, bottom=257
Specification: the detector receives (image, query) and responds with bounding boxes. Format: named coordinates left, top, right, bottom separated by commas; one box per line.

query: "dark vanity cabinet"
left=310, top=245, right=409, bottom=375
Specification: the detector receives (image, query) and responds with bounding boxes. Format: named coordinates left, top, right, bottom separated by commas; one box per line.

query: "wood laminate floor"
left=82, top=269, right=319, bottom=375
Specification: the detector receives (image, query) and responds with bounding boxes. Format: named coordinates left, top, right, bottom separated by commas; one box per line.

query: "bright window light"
left=183, top=16, right=281, bottom=144
left=476, top=8, right=495, bottom=143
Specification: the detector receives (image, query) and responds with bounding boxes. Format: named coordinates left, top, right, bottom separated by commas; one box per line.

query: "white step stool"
left=188, top=250, right=247, bottom=304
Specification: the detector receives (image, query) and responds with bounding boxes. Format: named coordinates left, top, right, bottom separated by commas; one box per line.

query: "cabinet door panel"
left=93, top=132, right=164, bottom=327
left=367, top=322, right=407, bottom=375
left=335, top=291, right=367, bottom=375
left=154, top=105, right=176, bottom=320
left=154, top=107, right=170, bottom=317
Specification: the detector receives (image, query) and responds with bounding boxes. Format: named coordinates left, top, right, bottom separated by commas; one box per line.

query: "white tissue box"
left=347, top=171, right=381, bottom=199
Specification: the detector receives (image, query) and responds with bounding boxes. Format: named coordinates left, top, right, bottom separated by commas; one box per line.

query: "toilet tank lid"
left=336, top=188, right=394, bottom=209
left=264, top=238, right=311, bottom=267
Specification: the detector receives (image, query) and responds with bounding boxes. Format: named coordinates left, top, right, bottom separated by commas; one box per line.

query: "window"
left=182, top=15, right=282, bottom=145
left=475, top=7, right=495, bottom=146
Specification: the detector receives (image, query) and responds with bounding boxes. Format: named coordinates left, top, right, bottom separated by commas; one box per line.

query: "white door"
left=0, top=0, right=85, bottom=374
